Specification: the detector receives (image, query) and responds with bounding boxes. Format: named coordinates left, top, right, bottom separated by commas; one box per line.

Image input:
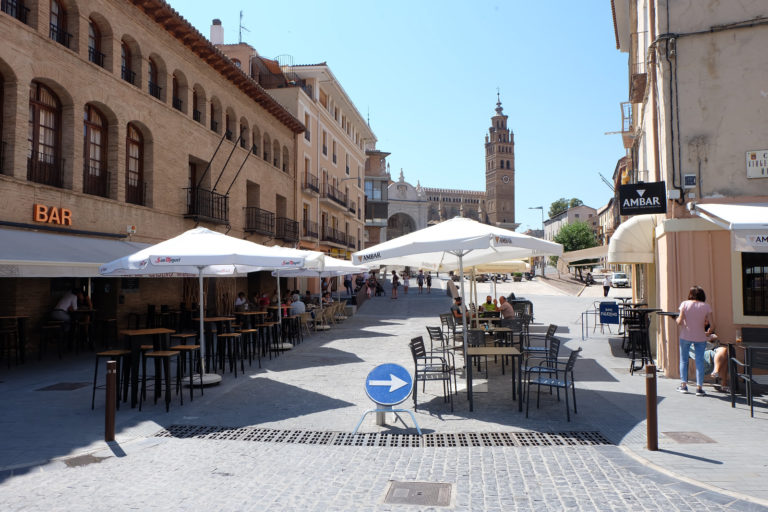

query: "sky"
left=170, top=0, right=628, bottom=233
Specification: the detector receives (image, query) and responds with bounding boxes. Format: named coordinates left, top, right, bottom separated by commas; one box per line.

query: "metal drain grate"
left=36, top=382, right=91, bottom=391
left=155, top=425, right=613, bottom=448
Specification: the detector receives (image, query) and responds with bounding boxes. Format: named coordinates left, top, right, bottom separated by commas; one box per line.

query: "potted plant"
left=513, top=272, right=523, bottom=282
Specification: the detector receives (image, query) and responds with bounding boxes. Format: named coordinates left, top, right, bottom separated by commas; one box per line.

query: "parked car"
left=611, top=272, right=630, bottom=287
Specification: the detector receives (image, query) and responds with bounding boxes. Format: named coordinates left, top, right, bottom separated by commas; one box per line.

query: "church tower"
left=485, top=94, right=518, bottom=229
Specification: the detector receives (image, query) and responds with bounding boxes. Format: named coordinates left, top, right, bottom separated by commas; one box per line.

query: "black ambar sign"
left=619, top=181, right=667, bottom=216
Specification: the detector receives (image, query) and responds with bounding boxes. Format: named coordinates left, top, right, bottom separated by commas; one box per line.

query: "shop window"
left=28, top=81, right=63, bottom=187
left=125, top=123, right=145, bottom=205
left=743, top=253, right=768, bottom=316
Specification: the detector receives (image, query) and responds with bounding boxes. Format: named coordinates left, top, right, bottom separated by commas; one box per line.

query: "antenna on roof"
left=598, top=172, right=615, bottom=192
left=238, top=11, right=250, bottom=44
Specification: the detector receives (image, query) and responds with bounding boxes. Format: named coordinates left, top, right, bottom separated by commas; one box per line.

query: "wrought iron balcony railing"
left=2, top=0, right=30, bottom=24
left=149, top=81, right=162, bottom=100
left=244, top=206, right=274, bottom=235
left=347, top=235, right=356, bottom=249
left=126, top=176, right=146, bottom=206
left=322, top=183, right=347, bottom=208
left=276, top=217, right=299, bottom=242
left=173, top=97, right=183, bottom=111
left=122, top=66, right=136, bottom=85
left=210, top=120, right=218, bottom=132
left=88, top=47, right=105, bottom=67
left=348, top=201, right=356, bottom=214
left=83, top=165, right=110, bottom=198
left=193, top=109, right=201, bottom=122
left=302, top=219, right=318, bottom=239
left=27, top=152, right=64, bottom=188
left=321, top=227, right=347, bottom=246
left=304, top=173, right=319, bottom=193
left=49, top=23, right=72, bottom=48
left=185, top=187, right=228, bottom=223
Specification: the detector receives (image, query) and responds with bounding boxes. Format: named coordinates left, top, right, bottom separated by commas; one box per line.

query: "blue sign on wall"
left=364, top=363, right=413, bottom=406
left=599, top=302, right=620, bottom=325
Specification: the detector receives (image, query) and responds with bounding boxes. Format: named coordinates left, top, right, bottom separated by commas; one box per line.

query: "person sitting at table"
left=290, top=293, right=306, bottom=315
left=50, top=288, right=83, bottom=330
left=234, top=291, right=249, bottom=311
left=258, top=292, right=270, bottom=309
left=482, top=295, right=497, bottom=312
left=270, top=289, right=279, bottom=306
left=303, top=290, right=313, bottom=304
left=322, top=291, right=334, bottom=304
left=451, top=296, right=470, bottom=320
left=498, top=296, right=515, bottom=319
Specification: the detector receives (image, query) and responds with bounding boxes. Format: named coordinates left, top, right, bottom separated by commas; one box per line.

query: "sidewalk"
left=0, top=276, right=766, bottom=510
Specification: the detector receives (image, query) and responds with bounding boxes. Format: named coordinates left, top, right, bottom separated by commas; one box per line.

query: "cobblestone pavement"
left=0, top=276, right=766, bottom=511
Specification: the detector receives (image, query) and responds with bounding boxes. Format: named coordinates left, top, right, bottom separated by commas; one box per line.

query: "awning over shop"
left=559, top=245, right=608, bottom=264
left=0, top=228, right=149, bottom=277
left=607, top=214, right=657, bottom=264
left=690, top=203, right=768, bottom=253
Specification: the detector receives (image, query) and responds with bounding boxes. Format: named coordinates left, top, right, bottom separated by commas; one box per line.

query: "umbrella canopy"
left=274, top=256, right=369, bottom=278
left=99, top=227, right=319, bottom=379
left=351, top=217, right=562, bottom=271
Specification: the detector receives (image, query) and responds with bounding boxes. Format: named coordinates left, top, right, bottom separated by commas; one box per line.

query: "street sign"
left=599, top=302, right=620, bottom=325
left=364, top=363, right=413, bottom=406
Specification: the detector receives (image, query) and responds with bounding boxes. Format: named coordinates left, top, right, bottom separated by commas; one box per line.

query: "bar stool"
left=169, top=343, right=204, bottom=401
left=39, top=321, right=65, bottom=360
left=140, top=349, right=182, bottom=412
left=170, top=333, right=199, bottom=379
left=217, top=332, right=243, bottom=377
left=92, top=348, right=131, bottom=409
left=238, top=328, right=261, bottom=368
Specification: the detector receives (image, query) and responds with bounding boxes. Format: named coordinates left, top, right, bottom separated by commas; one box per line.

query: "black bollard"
left=645, top=364, right=658, bottom=451
left=105, top=360, right=116, bottom=442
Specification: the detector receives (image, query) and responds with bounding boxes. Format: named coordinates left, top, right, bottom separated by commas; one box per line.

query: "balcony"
left=348, top=201, right=356, bottom=215
left=276, top=217, right=299, bottom=242
left=225, top=130, right=233, bottom=141
left=240, top=138, right=247, bottom=149
left=244, top=206, right=274, bottom=235
left=148, top=81, right=162, bottom=100
left=304, top=129, right=310, bottom=142
left=321, top=183, right=347, bottom=209
left=1, top=0, right=30, bottom=24
left=173, top=97, right=183, bottom=111
left=83, top=165, right=110, bottom=198
left=193, top=109, right=201, bottom=122
left=302, top=219, right=318, bottom=239
left=365, top=202, right=388, bottom=227
left=121, top=66, right=136, bottom=86
left=126, top=176, right=146, bottom=206
left=251, top=144, right=259, bottom=155
left=629, top=31, right=648, bottom=104
left=346, top=235, right=356, bottom=249
left=88, top=47, right=105, bottom=67
left=210, top=120, right=218, bottom=133
left=321, top=226, right=347, bottom=246
left=184, top=187, right=228, bottom=223
left=304, top=173, right=319, bottom=194
left=49, top=23, right=72, bottom=48
left=27, top=153, right=64, bottom=188
left=621, top=101, right=634, bottom=149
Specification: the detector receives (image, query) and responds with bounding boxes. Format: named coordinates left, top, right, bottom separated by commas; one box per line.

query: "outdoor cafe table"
left=234, top=311, right=267, bottom=329
left=120, top=327, right=175, bottom=408
left=466, top=345, right=522, bottom=412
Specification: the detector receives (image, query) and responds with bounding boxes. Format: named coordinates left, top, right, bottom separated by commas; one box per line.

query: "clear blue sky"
left=170, top=1, right=627, bottom=233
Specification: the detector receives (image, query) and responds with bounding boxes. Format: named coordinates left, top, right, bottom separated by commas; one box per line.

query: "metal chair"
left=730, top=346, right=768, bottom=417
left=409, top=336, right=454, bottom=412
left=526, top=347, right=582, bottom=422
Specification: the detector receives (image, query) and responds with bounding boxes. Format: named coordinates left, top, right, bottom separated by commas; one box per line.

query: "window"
left=49, top=0, right=71, bottom=48
left=148, top=59, right=161, bottom=99
left=225, top=113, right=232, bottom=140
left=332, top=140, right=336, bottom=164
left=125, top=123, right=144, bottom=205
left=743, top=253, right=768, bottom=316
left=83, top=105, right=108, bottom=197
left=28, top=82, right=62, bottom=186
left=172, top=75, right=182, bottom=111
left=88, top=20, right=104, bottom=67
left=192, top=88, right=201, bottom=122
left=121, top=42, right=135, bottom=85
left=263, top=133, right=271, bottom=161
left=322, top=131, right=327, bottom=155
left=304, top=113, right=310, bottom=141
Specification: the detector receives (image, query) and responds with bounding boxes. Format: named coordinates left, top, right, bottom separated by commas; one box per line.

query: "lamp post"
left=529, top=206, right=545, bottom=276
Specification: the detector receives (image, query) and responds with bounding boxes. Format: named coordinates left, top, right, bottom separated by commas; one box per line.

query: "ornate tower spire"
left=485, top=91, right=518, bottom=229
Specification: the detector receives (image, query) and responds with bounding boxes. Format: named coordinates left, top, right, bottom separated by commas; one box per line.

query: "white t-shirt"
left=603, top=274, right=612, bottom=286
left=55, top=292, right=78, bottom=311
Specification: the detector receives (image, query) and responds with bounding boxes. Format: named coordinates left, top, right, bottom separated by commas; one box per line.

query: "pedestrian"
left=602, top=272, right=612, bottom=297
left=343, top=274, right=353, bottom=296
left=402, top=271, right=409, bottom=294
left=676, top=285, right=715, bottom=396
left=417, top=270, right=424, bottom=294
left=391, top=270, right=399, bottom=299
left=426, top=272, right=432, bottom=294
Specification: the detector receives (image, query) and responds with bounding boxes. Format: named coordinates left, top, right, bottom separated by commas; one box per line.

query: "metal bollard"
left=645, top=364, right=658, bottom=451
left=105, top=360, right=116, bottom=442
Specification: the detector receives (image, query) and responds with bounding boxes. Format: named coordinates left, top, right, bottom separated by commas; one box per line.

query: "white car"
left=611, top=272, right=630, bottom=288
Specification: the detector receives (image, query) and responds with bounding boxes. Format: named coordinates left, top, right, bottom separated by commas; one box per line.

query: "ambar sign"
left=33, top=204, right=72, bottom=226
left=619, top=181, right=667, bottom=216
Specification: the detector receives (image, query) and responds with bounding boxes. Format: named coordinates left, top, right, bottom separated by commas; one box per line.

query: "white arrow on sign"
left=368, top=374, right=408, bottom=392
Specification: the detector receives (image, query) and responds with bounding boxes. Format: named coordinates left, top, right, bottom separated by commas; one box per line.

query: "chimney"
left=210, top=19, right=223, bottom=45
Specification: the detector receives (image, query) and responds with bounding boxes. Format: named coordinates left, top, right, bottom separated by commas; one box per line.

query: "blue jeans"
left=679, top=338, right=706, bottom=387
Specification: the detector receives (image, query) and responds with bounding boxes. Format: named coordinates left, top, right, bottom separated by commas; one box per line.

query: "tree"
left=548, top=197, right=583, bottom=219
left=553, top=221, right=598, bottom=280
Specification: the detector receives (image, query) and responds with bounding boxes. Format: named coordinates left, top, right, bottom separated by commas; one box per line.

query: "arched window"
left=88, top=20, right=104, bottom=67
left=252, top=125, right=260, bottom=155
left=263, top=133, right=271, bottom=162
left=172, top=75, right=181, bottom=110
left=273, top=139, right=280, bottom=167
left=121, top=42, right=135, bottom=85
left=125, top=123, right=144, bottom=205
left=148, top=58, right=160, bottom=99
left=224, top=113, right=232, bottom=140
left=49, top=0, right=71, bottom=48
left=83, top=105, right=108, bottom=197
left=28, top=82, right=62, bottom=187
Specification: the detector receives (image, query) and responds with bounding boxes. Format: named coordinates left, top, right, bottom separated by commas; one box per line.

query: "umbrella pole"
left=276, top=271, right=281, bottom=320
left=458, top=254, right=468, bottom=385
left=198, top=268, right=206, bottom=374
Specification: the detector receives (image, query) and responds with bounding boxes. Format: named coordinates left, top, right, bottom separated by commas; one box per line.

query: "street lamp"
left=528, top=206, right=545, bottom=276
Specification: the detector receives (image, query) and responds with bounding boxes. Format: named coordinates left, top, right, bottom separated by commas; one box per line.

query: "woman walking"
left=676, top=285, right=715, bottom=396
left=391, top=270, right=399, bottom=299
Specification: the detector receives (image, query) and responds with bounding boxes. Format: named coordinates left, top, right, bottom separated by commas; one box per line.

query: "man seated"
left=482, top=295, right=497, bottom=312
left=234, top=292, right=249, bottom=311
left=289, top=293, right=306, bottom=316
left=498, top=296, right=515, bottom=319
left=451, top=296, right=470, bottom=321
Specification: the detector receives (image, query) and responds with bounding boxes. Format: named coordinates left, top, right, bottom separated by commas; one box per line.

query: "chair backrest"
left=746, top=347, right=768, bottom=376
left=500, top=318, right=524, bottom=332
left=545, top=324, right=557, bottom=339
left=410, top=336, right=427, bottom=359
left=563, top=347, right=582, bottom=379
left=426, top=326, right=445, bottom=344
left=547, top=337, right=561, bottom=360
left=467, top=329, right=485, bottom=347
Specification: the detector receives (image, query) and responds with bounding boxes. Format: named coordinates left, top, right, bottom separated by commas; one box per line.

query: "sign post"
left=353, top=363, right=421, bottom=435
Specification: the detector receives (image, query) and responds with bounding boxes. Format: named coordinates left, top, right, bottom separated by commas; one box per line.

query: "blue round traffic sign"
left=364, top=363, right=413, bottom=406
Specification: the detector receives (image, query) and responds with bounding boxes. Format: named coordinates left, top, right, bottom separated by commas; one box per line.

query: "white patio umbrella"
left=99, top=227, right=315, bottom=382
left=273, top=256, right=369, bottom=330
left=352, top=217, right=563, bottom=364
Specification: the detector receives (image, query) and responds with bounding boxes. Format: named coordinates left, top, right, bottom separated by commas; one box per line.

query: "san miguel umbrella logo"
left=154, top=256, right=181, bottom=264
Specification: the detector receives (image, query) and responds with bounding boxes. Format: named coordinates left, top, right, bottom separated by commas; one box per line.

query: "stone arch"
left=387, top=212, right=416, bottom=241
left=120, top=35, right=142, bottom=87
left=262, top=132, right=271, bottom=162
left=147, top=52, right=167, bottom=101
left=272, top=139, right=280, bottom=168
left=86, top=11, right=113, bottom=71
left=171, top=68, right=188, bottom=113
left=224, top=106, right=235, bottom=140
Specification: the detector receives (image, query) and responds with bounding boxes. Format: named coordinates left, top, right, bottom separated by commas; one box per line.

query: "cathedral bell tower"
left=485, top=93, right=518, bottom=230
